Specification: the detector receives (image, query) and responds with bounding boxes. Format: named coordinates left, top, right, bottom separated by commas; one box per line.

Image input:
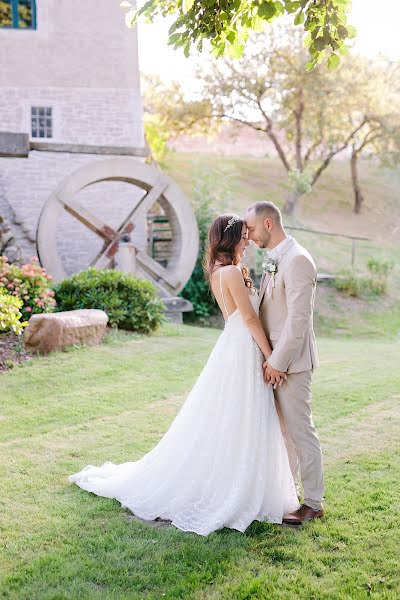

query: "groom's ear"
left=263, top=217, right=273, bottom=231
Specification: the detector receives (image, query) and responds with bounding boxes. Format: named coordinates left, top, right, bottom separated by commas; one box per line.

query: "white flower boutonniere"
left=262, top=257, right=279, bottom=289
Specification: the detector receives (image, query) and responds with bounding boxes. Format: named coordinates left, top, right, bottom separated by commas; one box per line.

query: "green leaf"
left=304, top=32, right=312, bottom=48
left=229, top=42, right=244, bottom=59
left=327, top=53, right=340, bottom=70
left=258, top=1, right=277, bottom=19
left=285, top=1, right=300, bottom=14
left=305, top=58, right=317, bottom=72
left=168, top=33, right=181, bottom=45
left=168, top=20, right=180, bottom=35
left=314, top=36, right=325, bottom=51
left=346, top=24, right=357, bottom=38
left=274, top=1, right=285, bottom=15
left=124, top=11, right=137, bottom=28
left=337, top=25, right=348, bottom=38
left=184, top=0, right=195, bottom=11
left=294, top=11, right=305, bottom=25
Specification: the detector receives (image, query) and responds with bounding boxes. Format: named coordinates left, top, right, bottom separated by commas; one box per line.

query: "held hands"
left=263, top=359, right=288, bottom=389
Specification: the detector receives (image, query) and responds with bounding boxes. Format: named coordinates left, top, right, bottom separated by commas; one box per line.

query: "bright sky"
left=136, top=0, right=400, bottom=84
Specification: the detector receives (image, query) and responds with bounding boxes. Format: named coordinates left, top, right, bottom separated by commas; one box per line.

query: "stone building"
left=0, top=0, right=148, bottom=274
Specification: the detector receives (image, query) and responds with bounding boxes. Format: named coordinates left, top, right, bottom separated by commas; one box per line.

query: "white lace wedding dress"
left=69, top=270, right=299, bottom=536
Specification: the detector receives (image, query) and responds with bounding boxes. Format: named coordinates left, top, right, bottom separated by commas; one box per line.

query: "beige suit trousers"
left=274, top=370, right=325, bottom=511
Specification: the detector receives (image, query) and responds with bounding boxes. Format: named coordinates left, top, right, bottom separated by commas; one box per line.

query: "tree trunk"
left=350, top=151, right=364, bottom=214
left=283, top=190, right=302, bottom=215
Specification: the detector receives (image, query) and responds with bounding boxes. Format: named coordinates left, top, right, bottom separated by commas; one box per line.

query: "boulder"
left=24, top=309, right=108, bottom=355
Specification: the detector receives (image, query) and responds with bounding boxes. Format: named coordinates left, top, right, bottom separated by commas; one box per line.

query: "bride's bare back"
left=211, top=265, right=241, bottom=320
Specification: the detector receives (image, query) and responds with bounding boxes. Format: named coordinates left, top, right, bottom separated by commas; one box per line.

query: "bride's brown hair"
left=203, top=214, right=253, bottom=290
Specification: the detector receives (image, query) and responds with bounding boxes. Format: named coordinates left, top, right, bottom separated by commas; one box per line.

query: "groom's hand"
left=263, top=361, right=287, bottom=388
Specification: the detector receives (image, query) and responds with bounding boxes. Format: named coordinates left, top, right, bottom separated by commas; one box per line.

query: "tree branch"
left=256, top=100, right=291, bottom=172
left=304, top=138, right=323, bottom=164
left=311, top=118, right=369, bottom=186
left=227, top=117, right=267, bottom=134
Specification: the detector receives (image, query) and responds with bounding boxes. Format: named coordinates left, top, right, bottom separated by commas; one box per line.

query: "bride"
left=68, top=214, right=299, bottom=536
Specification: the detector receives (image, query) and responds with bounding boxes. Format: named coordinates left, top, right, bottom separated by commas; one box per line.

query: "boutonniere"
left=262, top=257, right=278, bottom=289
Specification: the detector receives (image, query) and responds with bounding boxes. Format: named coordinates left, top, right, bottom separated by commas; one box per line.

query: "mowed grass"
left=1, top=325, right=400, bottom=599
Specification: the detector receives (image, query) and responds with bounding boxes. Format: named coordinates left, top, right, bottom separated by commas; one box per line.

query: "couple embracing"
left=69, top=201, right=325, bottom=535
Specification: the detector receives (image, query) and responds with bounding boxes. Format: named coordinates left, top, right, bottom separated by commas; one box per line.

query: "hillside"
left=165, top=152, right=400, bottom=339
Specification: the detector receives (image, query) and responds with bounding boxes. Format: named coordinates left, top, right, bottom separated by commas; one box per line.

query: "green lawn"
left=1, top=325, right=400, bottom=599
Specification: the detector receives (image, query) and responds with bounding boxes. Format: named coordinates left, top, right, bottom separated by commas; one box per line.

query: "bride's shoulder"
left=213, top=264, right=241, bottom=278
left=222, top=265, right=243, bottom=281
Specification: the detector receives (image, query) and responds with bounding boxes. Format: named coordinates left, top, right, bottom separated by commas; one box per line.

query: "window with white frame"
left=31, top=107, right=53, bottom=139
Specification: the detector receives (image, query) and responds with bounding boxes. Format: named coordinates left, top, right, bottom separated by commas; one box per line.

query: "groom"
left=246, top=201, right=324, bottom=525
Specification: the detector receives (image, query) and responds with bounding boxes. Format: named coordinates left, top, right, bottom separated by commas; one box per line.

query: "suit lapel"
left=259, top=271, right=271, bottom=305
left=258, top=238, right=297, bottom=305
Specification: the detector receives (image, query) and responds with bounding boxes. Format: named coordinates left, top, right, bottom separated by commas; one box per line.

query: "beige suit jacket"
left=259, top=238, right=319, bottom=374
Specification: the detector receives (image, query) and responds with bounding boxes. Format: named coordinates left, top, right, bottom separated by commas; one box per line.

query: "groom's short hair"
left=249, top=201, right=283, bottom=226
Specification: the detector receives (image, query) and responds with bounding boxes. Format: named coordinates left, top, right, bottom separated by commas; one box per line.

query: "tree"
left=142, top=75, right=217, bottom=165
left=121, top=0, right=356, bottom=70
left=197, top=29, right=370, bottom=214
left=337, top=58, right=400, bottom=212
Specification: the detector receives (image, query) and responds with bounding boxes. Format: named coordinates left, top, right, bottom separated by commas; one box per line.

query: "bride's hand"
left=263, top=361, right=287, bottom=388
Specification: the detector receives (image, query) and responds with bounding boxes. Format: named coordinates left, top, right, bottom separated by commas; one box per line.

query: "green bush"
left=334, top=270, right=387, bottom=298
left=0, top=293, right=27, bottom=335
left=366, top=257, right=394, bottom=277
left=0, top=255, right=55, bottom=320
left=335, top=256, right=394, bottom=298
left=179, top=166, right=235, bottom=322
left=53, top=268, right=165, bottom=334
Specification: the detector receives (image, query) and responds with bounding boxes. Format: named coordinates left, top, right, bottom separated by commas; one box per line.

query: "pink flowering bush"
left=0, top=256, right=56, bottom=320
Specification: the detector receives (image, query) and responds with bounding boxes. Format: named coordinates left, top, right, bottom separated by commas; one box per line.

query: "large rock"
left=24, top=309, right=108, bottom=355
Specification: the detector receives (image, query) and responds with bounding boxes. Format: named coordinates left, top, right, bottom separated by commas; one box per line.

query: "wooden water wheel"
left=36, top=158, right=199, bottom=297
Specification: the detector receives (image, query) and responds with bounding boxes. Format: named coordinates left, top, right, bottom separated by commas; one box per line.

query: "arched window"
left=0, top=0, right=36, bottom=29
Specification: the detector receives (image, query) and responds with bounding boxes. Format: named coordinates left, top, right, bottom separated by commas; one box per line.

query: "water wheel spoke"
left=87, top=178, right=169, bottom=272
left=60, top=196, right=116, bottom=242
left=126, top=177, right=170, bottom=224
left=90, top=221, right=135, bottom=267
left=136, top=250, right=180, bottom=289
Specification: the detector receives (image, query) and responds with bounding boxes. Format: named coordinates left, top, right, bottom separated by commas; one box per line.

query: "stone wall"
left=0, top=0, right=146, bottom=273
left=0, top=87, right=143, bottom=147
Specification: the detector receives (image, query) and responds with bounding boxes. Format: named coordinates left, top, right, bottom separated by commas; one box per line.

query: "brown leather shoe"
left=283, top=504, right=324, bottom=526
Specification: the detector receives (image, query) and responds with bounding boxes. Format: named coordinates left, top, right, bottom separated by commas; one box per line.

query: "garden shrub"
left=0, top=293, right=27, bottom=335
left=0, top=256, right=55, bottom=320
left=53, top=268, right=165, bottom=334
